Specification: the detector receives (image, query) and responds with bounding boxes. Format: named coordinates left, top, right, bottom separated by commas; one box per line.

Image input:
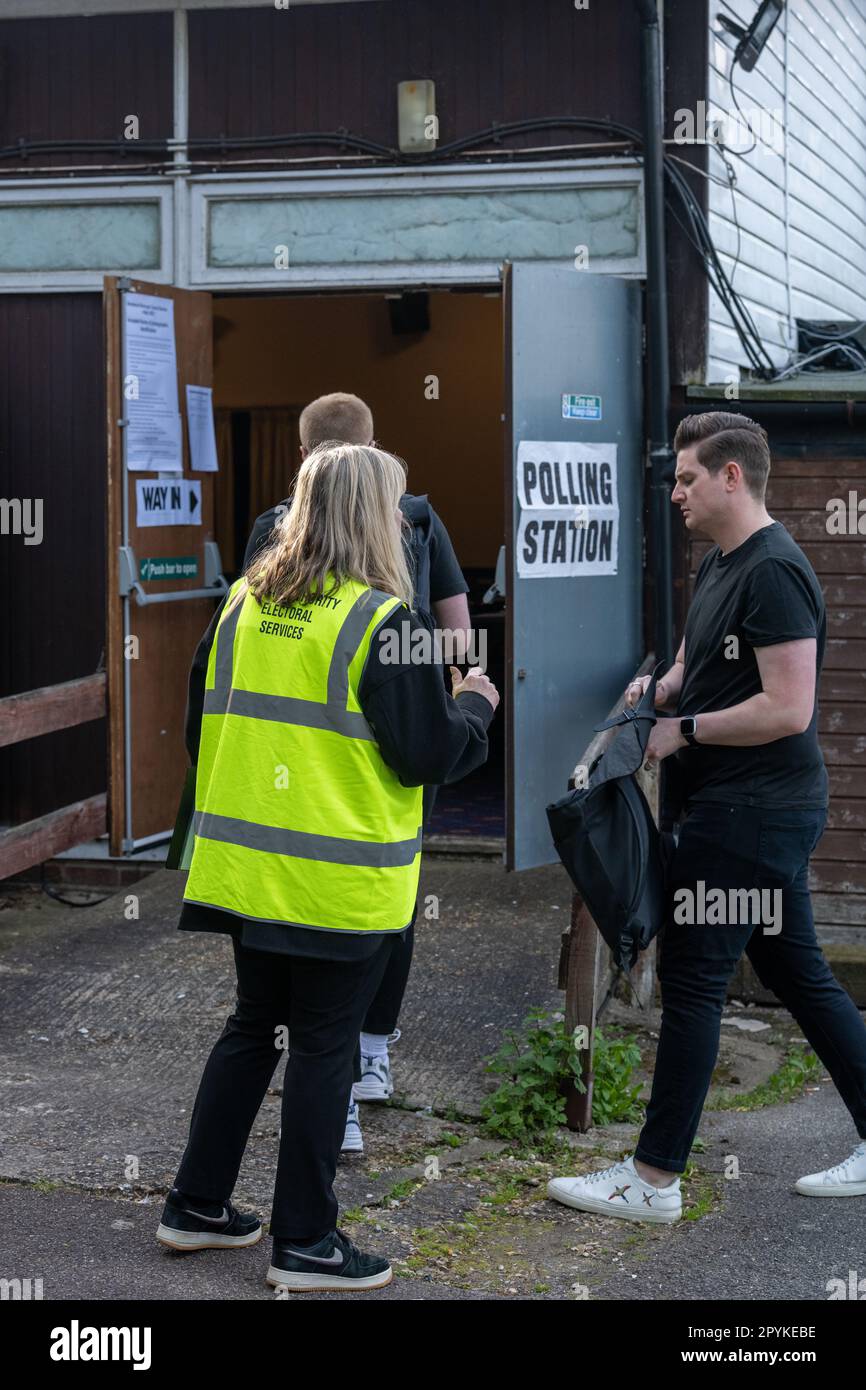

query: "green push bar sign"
left=140, top=555, right=199, bottom=582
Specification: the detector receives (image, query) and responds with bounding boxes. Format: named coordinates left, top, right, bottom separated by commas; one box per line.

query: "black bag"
left=546, top=663, right=673, bottom=974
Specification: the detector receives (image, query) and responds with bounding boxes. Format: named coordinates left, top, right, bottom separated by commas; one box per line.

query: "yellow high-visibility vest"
left=183, top=573, right=423, bottom=936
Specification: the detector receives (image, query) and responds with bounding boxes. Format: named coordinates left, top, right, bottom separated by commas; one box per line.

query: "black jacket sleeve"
left=242, top=504, right=284, bottom=572
left=358, top=605, right=495, bottom=787
left=184, top=596, right=226, bottom=764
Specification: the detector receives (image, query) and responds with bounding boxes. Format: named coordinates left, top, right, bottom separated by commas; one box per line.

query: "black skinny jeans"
left=174, top=933, right=395, bottom=1241
left=634, top=802, right=866, bottom=1174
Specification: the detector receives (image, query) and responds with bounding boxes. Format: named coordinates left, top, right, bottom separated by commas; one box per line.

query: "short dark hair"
left=299, top=392, right=373, bottom=449
left=673, top=411, right=770, bottom=500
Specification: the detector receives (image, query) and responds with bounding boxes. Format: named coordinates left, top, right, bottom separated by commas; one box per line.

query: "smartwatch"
left=680, top=716, right=699, bottom=747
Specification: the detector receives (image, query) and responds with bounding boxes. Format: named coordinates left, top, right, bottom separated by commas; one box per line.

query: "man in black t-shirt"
left=549, top=412, right=866, bottom=1224
left=241, top=392, right=472, bottom=1152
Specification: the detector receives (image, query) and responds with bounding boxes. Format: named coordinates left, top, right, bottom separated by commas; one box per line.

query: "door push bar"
left=118, top=542, right=230, bottom=605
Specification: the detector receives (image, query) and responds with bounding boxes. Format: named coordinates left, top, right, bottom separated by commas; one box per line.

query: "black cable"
left=726, top=63, right=759, bottom=157
left=39, top=861, right=115, bottom=908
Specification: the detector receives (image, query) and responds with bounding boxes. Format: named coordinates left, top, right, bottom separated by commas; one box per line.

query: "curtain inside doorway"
left=249, top=408, right=300, bottom=524
left=212, top=407, right=300, bottom=577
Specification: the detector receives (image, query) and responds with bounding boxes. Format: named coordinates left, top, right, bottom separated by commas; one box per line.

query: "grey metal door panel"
left=507, top=263, right=643, bottom=871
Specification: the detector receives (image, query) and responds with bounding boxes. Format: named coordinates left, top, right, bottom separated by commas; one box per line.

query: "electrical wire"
left=0, top=111, right=824, bottom=381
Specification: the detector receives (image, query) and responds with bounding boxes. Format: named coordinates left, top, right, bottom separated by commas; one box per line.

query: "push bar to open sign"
left=118, top=542, right=229, bottom=605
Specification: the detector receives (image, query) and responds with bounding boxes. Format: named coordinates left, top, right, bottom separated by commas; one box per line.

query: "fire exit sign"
left=562, top=393, right=602, bottom=421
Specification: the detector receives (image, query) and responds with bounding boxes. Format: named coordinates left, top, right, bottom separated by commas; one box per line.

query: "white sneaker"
left=341, top=1099, right=363, bottom=1154
left=353, top=1029, right=400, bottom=1102
left=795, top=1140, right=866, bottom=1196
left=547, top=1153, right=682, bottom=1224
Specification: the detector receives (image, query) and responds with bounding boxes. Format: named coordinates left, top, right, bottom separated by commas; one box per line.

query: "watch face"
left=681, top=717, right=697, bottom=737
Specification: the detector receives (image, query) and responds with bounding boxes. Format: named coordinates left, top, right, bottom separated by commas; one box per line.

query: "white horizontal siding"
left=702, top=0, right=866, bottom=383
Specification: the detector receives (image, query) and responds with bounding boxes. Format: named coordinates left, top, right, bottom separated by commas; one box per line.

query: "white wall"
left=704, top=0, right=866, bottom=383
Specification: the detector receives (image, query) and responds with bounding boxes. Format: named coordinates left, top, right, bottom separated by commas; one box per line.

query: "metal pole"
left=633, top=0, right=675, bottom=669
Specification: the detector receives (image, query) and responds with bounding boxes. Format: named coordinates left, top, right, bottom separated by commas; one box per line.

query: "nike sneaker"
left=267, top=1227, right=392, bottom=1291
left=354, top=1028, right=400, bottom=1101
left=156, top=1187, right=263, bottom=1250
left=341, top=1098, right=363, bottom=1153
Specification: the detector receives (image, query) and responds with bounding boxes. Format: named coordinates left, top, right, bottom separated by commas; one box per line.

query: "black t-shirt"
left=675, top=520, right=828, bottom=808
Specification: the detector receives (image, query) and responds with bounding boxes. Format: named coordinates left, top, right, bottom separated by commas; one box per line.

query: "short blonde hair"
left=245, top=442, right=414, bottom=609
left=299, top=392, right=373, bottom=449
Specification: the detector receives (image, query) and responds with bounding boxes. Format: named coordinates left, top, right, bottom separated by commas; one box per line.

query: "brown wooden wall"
left=687, top=452, right=866, bottom=932
left=187, top=0, right=643, bottom=158
left=0, top=12, right=173, bottom=172
left=0, top=294, right=106, bottom=825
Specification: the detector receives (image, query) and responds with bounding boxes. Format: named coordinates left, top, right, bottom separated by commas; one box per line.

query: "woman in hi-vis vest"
left=157, top=443, right=499, bottom=1292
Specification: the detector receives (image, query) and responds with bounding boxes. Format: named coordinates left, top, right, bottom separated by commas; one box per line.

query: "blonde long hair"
left=244, top=442, right=415, bottom=610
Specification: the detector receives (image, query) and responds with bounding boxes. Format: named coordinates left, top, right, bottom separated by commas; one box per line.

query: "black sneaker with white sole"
left=267, top=1227, right=392, bottom=1291
left=156, top=1187, right=263, bottom=1251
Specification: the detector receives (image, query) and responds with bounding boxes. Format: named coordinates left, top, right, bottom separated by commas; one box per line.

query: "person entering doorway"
left=243, top=392, right=473, bottom=1152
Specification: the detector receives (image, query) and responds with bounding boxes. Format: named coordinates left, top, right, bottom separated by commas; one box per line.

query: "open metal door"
left=504, top=262, right=643, bottom=871
left=105, top=277, right=225, bottom=856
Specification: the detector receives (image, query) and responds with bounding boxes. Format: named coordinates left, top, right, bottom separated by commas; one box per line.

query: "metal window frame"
left=0, top=159, right=644, bottom=293
left=0, top=178, right=174, bottom=291
left=187, top=159, right=646, bottom=291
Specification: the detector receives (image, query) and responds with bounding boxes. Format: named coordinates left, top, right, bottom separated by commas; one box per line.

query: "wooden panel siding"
left=0, top=12, right=173, bottom=173
left=0, top=294, right=106, bottom=825
left=188, top=0, right=643, bottom=163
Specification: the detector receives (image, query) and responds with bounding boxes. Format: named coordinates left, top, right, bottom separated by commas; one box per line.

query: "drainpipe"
left=633, top=0, right=675, bottom=669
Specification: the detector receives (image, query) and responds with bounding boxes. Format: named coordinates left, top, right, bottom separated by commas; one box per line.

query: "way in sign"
left=135, top=478, right=201, bottom=527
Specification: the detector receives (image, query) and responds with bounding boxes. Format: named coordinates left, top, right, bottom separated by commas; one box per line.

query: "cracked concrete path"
left=1, top=865, right=864, bottom=1300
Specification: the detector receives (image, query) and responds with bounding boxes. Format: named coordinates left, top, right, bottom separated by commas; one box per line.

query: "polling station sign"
left=516, top=441, right=618, bottom=577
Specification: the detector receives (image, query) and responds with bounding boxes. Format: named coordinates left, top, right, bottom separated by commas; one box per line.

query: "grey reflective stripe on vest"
left=327, top=586, right=395, bottom=705
left=206, top=583, right=398, bottom=735
left=214, top=587, right=245, bottom=696
left=194, top=810, right=422, bottom=867
left=203, top=686, right=376, bottom=738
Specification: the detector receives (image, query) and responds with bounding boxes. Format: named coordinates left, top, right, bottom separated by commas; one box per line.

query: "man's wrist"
left=679, top=715, right=700, bottom=746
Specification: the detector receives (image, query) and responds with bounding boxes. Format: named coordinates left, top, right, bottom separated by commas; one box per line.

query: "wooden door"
left=104, top=277, right=218, bottom=854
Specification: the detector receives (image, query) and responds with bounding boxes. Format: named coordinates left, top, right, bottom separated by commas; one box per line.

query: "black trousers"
left=634, top=802, right=866, bottom=1174
left=174, top=932, right=395, bottom=1241
left=360, top=785, right=437, bottom=1036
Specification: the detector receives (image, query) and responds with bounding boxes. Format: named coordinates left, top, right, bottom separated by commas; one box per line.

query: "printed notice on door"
left=515, top=440, right=618, bottom=577
left=123, top=291, right=183, bottom=472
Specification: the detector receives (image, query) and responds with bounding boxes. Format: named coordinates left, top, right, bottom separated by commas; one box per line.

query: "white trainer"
left=795, top=1140, right=866, bottom=1196
left=547, top=1153, right=682, bottom=1224
left=341, top=1099, right=363, bottom=1154
left=353, top=1029, right=400, bottom=1102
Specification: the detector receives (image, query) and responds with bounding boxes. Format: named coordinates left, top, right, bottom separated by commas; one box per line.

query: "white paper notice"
left=123, top=292, right=183, bottom=472
left=185, top=385, right=219, bottom=472
left=515, top=440, right=619, bottom=577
